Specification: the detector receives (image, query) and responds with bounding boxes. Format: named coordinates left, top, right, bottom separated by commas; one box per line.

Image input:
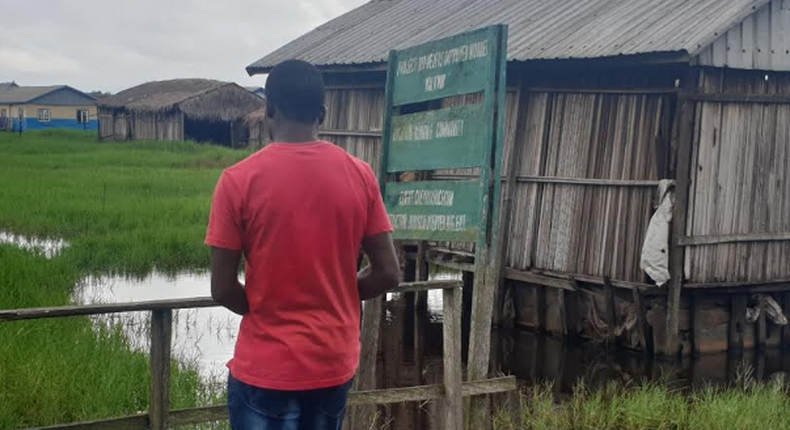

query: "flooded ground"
left=0, top=230, right=68, bottom=258
left=65, top=264, right=790, bottom=428
left=70, top=271, right=448, bottom=385
left=72, top=272, right=239, bottom=384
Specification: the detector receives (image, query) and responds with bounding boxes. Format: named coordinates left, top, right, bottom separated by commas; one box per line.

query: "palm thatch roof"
left=99, top=79, right=265, bottom=122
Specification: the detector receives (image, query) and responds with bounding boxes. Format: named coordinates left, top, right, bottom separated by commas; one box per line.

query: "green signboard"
left=390, top=27, right=496, bottom=106
left=387, top=104, right=488, bottom=172
left=380, top=25, right=507, bottom=244
left=385, top=181, right=483, bottom=242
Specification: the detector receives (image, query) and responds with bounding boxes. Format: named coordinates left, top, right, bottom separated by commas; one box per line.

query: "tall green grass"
left=0, top=130, right=249, bottom=274
left=494, top=378, right=790, bottom=430
left=0, top=131, right=246, bottom=428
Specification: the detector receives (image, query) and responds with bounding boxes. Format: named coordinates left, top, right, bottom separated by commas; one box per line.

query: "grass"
left=0, top=130, right=247, bottom=429
left=0, top=129, right=249, bottom=274
left=494, top=377, right=790, bottom=430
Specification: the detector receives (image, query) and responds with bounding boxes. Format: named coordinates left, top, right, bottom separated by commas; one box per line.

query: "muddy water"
left=0, top=231, right=68, bottom=258
left=69, top=267, right=790, bottom=428
left=70, top=271, right=448, bottom=385
left=72, top=272, right=239, bottom=384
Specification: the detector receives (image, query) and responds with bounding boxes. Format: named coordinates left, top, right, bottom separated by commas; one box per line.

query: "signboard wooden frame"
left=378, top=25, right=509, bottom=428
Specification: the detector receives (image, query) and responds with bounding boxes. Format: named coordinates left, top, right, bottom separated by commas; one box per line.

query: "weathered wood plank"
left=729, top=295, right=748, bottom=353
left=680, top=92, right=790, bottom=104
left=678, top=232, right=790, bottom=246
left=0, top=281, right=456, bottom=323
left=632, top=288, right=649, bottom=351
left=524, top=87, right=678, bottom=95
left=28, top=378, right=520, bottom=430
left=149, top=310, right=171, bottom=430
left=442, top=288, right=463, bottom=430
left=0, top=298, right=217, bottom=322
left=353, top=297, right=383, bottom=429
left=519, top=176, right=671, bottom=187
left=319, top=129, right=383, bottom=138
left=503, top=268, right=577, bottom=291
left=665, top=69, right=698, bottom=356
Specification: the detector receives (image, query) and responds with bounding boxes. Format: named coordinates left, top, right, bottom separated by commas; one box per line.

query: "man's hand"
left=358, top=232, right=399, bottom=300
left=211, top=247, right=249, bottom=315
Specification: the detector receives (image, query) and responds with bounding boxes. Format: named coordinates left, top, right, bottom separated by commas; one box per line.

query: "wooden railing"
left=0, top=280, right=516, bottom=430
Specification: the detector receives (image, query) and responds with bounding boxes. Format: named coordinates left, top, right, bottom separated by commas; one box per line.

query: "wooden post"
left=353, top=297, right=384, bottom=429
left=443, top=287, right=463, bottom=430
left=536, top=286, right=547, bottom=332
left=558, top=288, right=568, bottom=337
left=468, top=26, right=509, bottom=430
left=632, top=289, right=649, bottom=352
left=494, top=81, right=529, bottom=327
left=665, top=68, right=698, bottom=356
left=729, top=295, right=747, bottom=354
left=150, top=309, right=172, bottom=430
left=415, top=242, right=429, bottom=310
left=783, top=293, right=790, bottom=346
left=757, top=297, right=767, bottom=351
left=603, top=277, right=617, bottom=340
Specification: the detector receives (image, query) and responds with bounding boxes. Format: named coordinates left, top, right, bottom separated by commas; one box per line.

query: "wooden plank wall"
left=322, top=88, right=386, bottom=174
left=686, top=68, right=790, bottom=283
left=131, top=111, right=182, bottom=141
left=697, top=0, right=790, bottom=72
left=507, top=91, right=670, bottom=283
left=319, top=70, right=674, bottom=286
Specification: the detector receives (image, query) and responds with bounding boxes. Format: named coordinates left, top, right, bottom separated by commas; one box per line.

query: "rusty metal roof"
left=248, top=0, right=770, bottom=74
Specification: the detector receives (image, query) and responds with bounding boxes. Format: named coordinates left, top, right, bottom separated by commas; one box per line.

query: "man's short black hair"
left=266, top=60, right=325, bottom=124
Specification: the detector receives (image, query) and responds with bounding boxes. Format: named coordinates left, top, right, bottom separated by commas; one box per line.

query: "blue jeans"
left=227, top=373, right=353, bottom=430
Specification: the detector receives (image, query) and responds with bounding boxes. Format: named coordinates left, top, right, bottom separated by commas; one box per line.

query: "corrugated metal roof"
left=0, top=85, right=70, bottom=104
left=248, top=0, right=771, bottom=73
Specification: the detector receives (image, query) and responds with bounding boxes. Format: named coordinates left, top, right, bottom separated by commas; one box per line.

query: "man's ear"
left=317, top=105, right=327, bottom=127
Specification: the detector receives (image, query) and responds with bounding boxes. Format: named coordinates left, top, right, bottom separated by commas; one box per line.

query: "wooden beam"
left=680, top=92, right=790, bottom=104
left=397, top=279, right=462, bottom=293
left=319, top=129, right=383, bottom=138
left=0, top=281, right=456, bottom=323
left=27, top=378, right=518, bottom=430
left=518, top=176, right=672, bottom=187
left=353, top=297, right=383, bottom=428
left=504, top=268, right=577, bottom=291
left=603, top=277, right=617, bottom=339
left=442, top=287, right=463, bottom=430
left=494, top=80, right=528, bottom=328
left=729, top=295, right=747, bottom=353
left=0, top=298, right=217, bottom=322
left=678, top=232, right=790, bottom=246
left=632, top=289, right=649, bottom=352
left=664, top=68, right=698, bottom=356
left=536, top=286, right=547, bottom=332
left=524, top=87, right=679, bottom=95
left=149, top=310, right=172, bottom=430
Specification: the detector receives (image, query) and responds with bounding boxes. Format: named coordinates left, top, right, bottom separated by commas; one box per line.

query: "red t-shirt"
left=205, top=141, right=392, bottom=391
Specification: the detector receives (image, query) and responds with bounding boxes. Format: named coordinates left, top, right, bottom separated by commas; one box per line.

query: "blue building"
left=0, top=82, right=97, bottom=132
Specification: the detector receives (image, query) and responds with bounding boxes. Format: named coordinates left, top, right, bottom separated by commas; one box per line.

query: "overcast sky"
left=0, top=0, right=368, bottom=93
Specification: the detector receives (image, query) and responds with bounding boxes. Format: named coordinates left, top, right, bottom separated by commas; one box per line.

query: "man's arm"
left=210, top=247, right=249, bottom=315
left=358, top=232, right=400, bottom=300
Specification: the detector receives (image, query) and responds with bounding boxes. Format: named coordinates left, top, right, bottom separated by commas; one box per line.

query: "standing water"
left=72, top=272, right=240, bottom=384
left=0, top=230, right=68, bottom=258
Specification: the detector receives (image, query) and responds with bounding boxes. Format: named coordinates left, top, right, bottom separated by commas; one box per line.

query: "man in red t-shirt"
left=205, top=60, right=399, bottom=429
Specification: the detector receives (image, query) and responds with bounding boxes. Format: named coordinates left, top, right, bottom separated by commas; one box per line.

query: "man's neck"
left=272, top=121, right=319, bottom=144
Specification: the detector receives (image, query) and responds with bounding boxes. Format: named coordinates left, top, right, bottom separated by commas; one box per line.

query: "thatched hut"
left=247, top=0, right=790, bottom=357
left=98, top=79, right=265, bottom=147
